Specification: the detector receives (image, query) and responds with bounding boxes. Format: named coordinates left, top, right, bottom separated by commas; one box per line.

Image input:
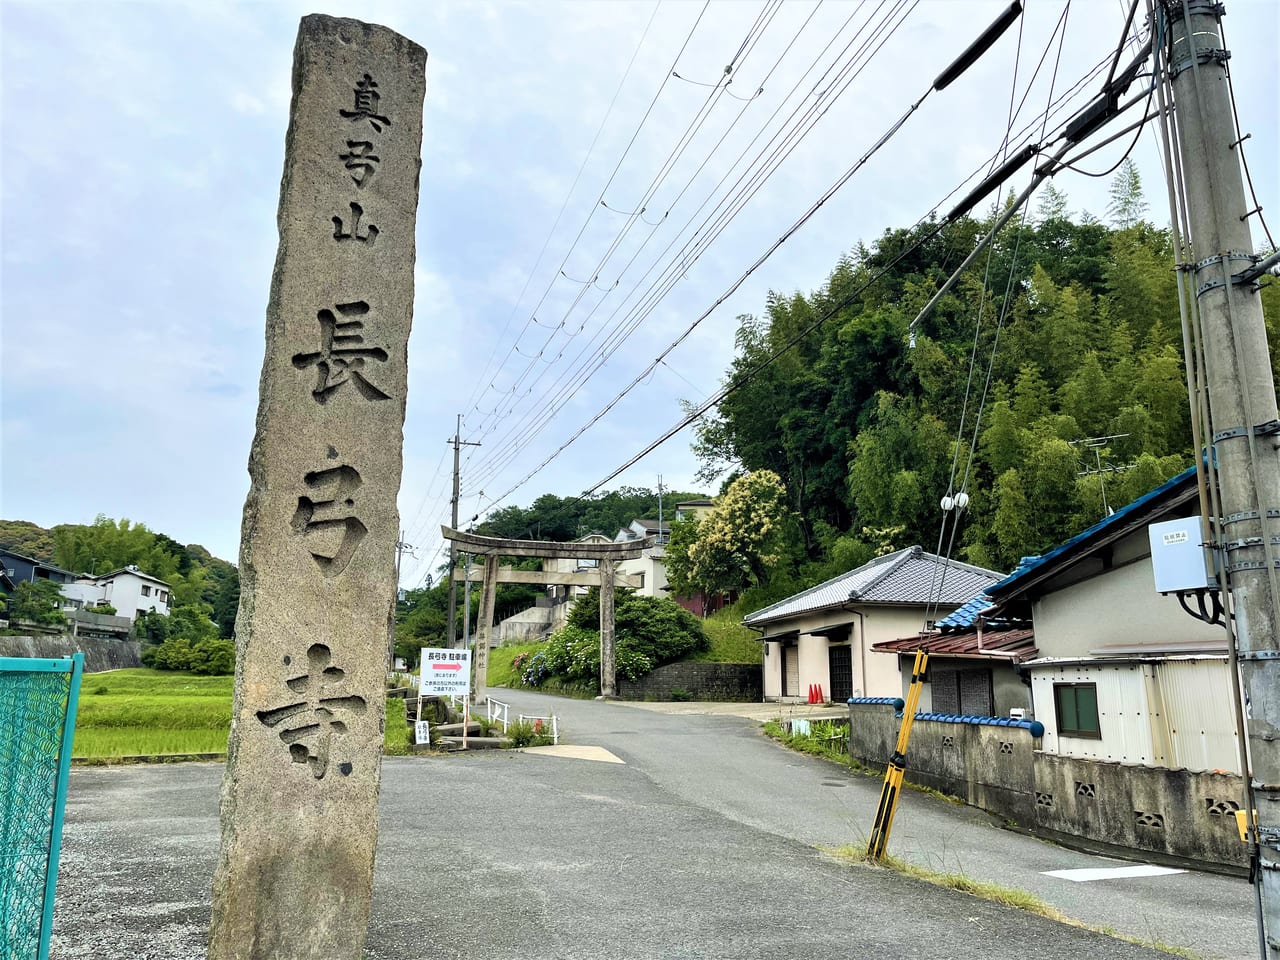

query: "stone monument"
left=208, top=16, right=425, bottom=960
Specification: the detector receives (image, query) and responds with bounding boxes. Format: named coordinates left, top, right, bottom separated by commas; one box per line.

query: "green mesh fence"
left=0, top=655, right=82, bottom=960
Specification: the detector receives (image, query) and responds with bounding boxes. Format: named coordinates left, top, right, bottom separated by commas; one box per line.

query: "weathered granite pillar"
left=472, top=554, right=499, bottom=703
left=599, top=558, right=617, bottom=698
left=209, top=16, right=425, bottom=960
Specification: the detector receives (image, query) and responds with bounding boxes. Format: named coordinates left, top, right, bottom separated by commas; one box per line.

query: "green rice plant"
left=73, top=727, right=229, bottom=758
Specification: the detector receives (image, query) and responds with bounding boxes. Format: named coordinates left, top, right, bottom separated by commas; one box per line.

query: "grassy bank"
left=691, top=610, right=761, bottom=663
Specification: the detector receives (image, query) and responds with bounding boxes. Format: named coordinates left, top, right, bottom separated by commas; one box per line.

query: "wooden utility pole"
left=1163, top=1, right=1280, bottom=952
left=445, top=415, right=480, bottom=649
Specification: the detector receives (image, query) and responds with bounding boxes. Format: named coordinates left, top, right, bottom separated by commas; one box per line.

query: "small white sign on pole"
left=419, top=647, right=471, bottom=698
left=414, top=720, right=430, bottom=746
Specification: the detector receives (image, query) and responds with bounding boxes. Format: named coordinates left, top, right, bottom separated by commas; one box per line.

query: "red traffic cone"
left=807, top=684, right=816, bottom=704
left=817, top=684, right=825, bottom=704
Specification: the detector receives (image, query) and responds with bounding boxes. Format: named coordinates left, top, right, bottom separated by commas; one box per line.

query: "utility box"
left=1148, top=516, right=1213, bottom=593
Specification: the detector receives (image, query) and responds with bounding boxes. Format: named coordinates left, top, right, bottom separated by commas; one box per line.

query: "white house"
left=614, top=518, right=670, bottom=599
left=63, top=564, right=172, bottom=623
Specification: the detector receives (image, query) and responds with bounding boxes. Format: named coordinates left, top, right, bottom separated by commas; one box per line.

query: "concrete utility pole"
left=390, top=530, right=412, bottom=671
left=445, top=414, right=480, bottom=648
left=1164, top=1, right=1280, bottom=952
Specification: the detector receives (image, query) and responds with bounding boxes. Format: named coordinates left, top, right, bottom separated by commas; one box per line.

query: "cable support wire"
left=473, top=3, right=1052, bottom=509
left=924, top=0, right=1079, bottom=623
left=470, top=1, right=779, bottom=422
left=462, top=0, right=920, bottom=489
left=470, top=40, right=1122, bottom=510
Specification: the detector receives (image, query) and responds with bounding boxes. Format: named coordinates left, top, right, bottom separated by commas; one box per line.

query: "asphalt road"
left=49, top=691, right=1253, bottom=959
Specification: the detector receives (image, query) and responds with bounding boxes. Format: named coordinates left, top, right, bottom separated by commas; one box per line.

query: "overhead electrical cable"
left=469, top=39, right=1125, bottom=513
left=462, top=1, right=712, bottom=415
left=462, top=0, right=920, bottom=487
left=469, top=1, right=1029, bottom=507
left=461, top=42, right=1122, bottom=525
left=466, top=0, right=783, bottom=433
left=460, top=1, right=664, bottom=416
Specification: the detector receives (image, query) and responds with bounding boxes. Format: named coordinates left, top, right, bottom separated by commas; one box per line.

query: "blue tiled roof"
left=987, top=465, right=1198, bottom=599
left=934, top=592, right=993, bottom=629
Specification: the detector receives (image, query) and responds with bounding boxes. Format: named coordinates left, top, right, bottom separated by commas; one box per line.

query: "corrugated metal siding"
left=1156, top=659, right=1241, bottom=774
left=1033, top=663, right=1155, bottom=764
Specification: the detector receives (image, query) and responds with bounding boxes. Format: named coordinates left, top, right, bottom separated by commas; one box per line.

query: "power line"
left=461, top=1, right=918, bottom=488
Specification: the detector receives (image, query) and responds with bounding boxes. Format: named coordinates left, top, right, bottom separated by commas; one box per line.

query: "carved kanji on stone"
left=256, top=643, right=368, bottom=779
left=292, top=301, right=390, bottom=402
left=340, top=73, right=390, bottom=132
left=291, top=464, right=368, bottom=576
left=340, top=140, right=380, bottom=188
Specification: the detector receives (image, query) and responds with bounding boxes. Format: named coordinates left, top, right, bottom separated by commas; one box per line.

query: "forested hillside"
left=687, top=169, right=1280, bottom=578
left=0, top=516, right=240, bottom=638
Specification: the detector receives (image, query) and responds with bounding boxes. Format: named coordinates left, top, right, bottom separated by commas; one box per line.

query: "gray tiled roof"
left=743, top=546, right=1004, bottom=626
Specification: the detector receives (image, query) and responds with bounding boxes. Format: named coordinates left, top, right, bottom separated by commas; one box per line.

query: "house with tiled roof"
left=872, top=591, right=1035, bottom=717
left=744, top=546, right=1004, bottom=703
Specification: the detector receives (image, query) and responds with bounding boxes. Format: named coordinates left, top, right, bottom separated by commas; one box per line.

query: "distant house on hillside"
left=745, top=547, right=1005, bottom=703
left=0, top=548, right=78, bottom=588
left=62, top=564, right=172, bottom=624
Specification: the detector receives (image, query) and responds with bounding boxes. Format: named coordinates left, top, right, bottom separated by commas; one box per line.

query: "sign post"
left=419, top=646, right=470, bottom=749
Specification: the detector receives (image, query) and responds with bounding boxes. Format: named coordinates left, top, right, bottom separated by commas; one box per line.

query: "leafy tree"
left=666, top=471, right=794, bottom=603
left=12, top=580, right=66, bottom=626
left=0, top=520, right=57, bottom=562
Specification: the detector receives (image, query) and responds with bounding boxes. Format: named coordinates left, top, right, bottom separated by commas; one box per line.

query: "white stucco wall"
left=101, top=572, right=171, bottom=621
left=759, top=604, right=940, bottom=701
left=1031, top=536, right=1222, bottom=658
left=617, top=552, right=669, bottom=599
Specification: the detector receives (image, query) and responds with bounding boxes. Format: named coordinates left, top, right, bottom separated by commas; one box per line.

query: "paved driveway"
left=49, top=690, right=1253, bottom=959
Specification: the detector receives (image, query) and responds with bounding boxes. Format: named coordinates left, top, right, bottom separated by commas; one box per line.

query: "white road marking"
left=1042, top=865, right=1186, bottom=882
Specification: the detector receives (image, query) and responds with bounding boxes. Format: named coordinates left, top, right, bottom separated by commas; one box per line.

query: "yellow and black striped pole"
left=867, top=649, right=929, bottom=860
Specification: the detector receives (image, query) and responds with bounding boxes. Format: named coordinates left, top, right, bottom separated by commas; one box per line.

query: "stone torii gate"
left=440, top=527, right=654, bottom=700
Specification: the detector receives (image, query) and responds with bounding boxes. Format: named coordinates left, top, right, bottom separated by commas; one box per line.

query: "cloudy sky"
left=2, top=0, right=1276, bottom=588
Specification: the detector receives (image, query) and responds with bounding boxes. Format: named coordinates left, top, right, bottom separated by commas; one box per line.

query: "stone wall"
left=618, top=662, right=761, bottom=701
left=0, top=635, right=142, bottom=672
left=847, top=702, right=1246, bottom=872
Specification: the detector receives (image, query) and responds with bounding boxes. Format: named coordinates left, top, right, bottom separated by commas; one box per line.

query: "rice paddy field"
left=71, top=669, right=409, bottom=759
left=73, top=669, right=233, bottom=758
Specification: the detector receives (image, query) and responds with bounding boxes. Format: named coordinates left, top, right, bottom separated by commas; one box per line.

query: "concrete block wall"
left=1032, top=754, right=1245, bottom=870
left=847, top=702, right=1246, bottom=871
left=0, top=635, right=142, bottom=672
left=617, top=662, right=761, bottom=702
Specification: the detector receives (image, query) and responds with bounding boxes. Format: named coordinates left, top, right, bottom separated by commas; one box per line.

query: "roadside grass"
left=486, top=641, right=545, bottom=688
left=689, top=611, right=761, bottom=664
left=825, top=847, right=1201, bottom=959
left=762, top=719, right=964, bottom=805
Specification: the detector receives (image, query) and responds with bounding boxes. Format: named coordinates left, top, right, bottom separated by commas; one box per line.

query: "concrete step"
left=432, top=721, right=482, bottom=737
left=437, top=736, right=510, bottom=750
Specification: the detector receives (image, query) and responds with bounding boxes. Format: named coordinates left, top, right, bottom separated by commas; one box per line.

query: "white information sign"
left=414, top=720, right=431, bottom=746
left=419, top=647, right=471, bottom=697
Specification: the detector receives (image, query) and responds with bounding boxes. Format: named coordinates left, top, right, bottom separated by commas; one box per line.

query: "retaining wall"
left=0, top=635, right=142, bottom=672
left=618, top=662, right=761, bottom=701
left=847, top=701, right=1246, bottom=871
